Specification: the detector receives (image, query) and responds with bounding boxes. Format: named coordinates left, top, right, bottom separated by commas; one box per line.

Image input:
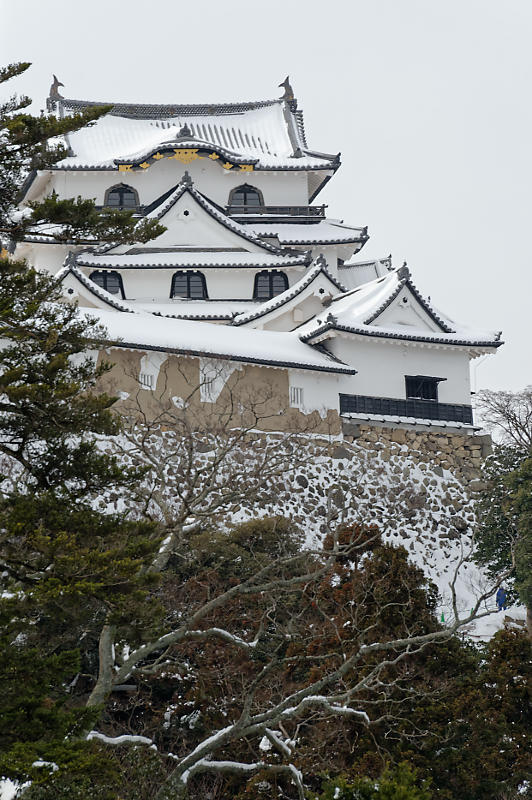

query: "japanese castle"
left=15, top=78, right=502, bottom=431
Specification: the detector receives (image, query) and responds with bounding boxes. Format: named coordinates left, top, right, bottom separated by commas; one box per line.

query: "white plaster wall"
left=376, top=292, right=441, bottom=331
left=261, top=295, right=331, bottom=332
left=81, top=266, right=307, bottom=301
left=45, top=160, right=310, bottom=209
left=288, top=368, right=343, bottom=415
left=327, top=336, right=472, bottom=405
left=18, top=242, right=75, bottom=275
left=150, top=192, right=265, bottom=251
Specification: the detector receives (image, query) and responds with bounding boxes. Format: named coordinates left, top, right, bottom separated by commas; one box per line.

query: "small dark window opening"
left=104, top=184, right=139, bottom=210
left=253, top=270, right=288, bottom=301
left=89, top=270, right=125, bottom=298
left=405, top=375, right=444, bottom=402
left=229, top=184, right=263, bottom=208
left=170, top=271, right=208, bottom=299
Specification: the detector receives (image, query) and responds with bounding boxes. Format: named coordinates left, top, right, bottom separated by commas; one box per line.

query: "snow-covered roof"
left=134, top=300, right=256, bottom=321
left=299, top=266, right=503, bottom=349
left=249, top=220, right=368, bottom=245
left=75, top=251, right=308, bottom=270
left=85, top=307, right=356, bottom=375
left=52, top=97, right=338, bottom=172
left=339, top=255, right=393, bottom=288
left=232, top=256, right=346, bottom=326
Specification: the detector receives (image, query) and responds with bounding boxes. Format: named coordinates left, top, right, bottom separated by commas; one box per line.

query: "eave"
left=300, top=320, right=504, bottom=351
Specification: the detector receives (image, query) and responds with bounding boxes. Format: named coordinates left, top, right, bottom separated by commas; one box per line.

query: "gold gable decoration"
left=208, top=152, right=220, bottom=160
left=239, top=164, right=254, bottom=172
left=140, top=161, right=150, bottom=169
left=153, top=152, right=164, bottom=160
left=118, top=164, right=132, bottom=172
left=170, top=149, right=200, bottom=164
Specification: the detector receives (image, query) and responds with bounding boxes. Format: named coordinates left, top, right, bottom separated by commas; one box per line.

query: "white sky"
left=3, top=0, right=531, bottom=392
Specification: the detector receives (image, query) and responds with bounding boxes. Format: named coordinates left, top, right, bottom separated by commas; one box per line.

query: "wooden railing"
left=339, top=394, right=474, bottom=425
left=226, top=205, right=326, bottom=218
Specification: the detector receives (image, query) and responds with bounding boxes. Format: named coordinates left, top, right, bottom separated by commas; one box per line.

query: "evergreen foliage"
left=316, top=762, right=432, bottom=800
left=0, top=62, right=164, bottom=244
left=474, top=444, right=525, bottom=599
left=0, top=63, right=530, bottom=797
left=0, top=259, right=163, bottom=790
left=505, top=456, right=532, bottom=613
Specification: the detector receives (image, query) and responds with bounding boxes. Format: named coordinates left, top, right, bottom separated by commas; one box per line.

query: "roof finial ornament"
left=47, top=74, right=64, bottom=113
left=397, top=261, right=410, bottom=281
left=64, top=250, right=77, bottom=269
left=279, top=76, right=294, bottom=102
left=49, top=74, right=64, bottom=100
left=178, top=123, right=192, bottom=138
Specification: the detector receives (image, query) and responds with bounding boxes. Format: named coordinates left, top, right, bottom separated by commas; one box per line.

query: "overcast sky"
left=3, top=0, right=531, bottom=392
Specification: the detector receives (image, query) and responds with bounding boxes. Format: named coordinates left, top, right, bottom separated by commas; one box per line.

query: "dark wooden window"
left=104, top=184, right=139, bottom=210
left=253, top=270, right=288, bottom=301
left=170, top=271, right=208, bottom=299
left=405, top=375, right=443, bottom=402
left=89, top=270, right=125, bottom=298
left=229, top=184, right=263, bottom=208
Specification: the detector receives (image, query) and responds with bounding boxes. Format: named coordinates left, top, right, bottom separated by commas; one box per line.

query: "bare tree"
left=476, top=387, right=532, bottom=451
left=79, top=371, right=510, bottom=798
left=101, top=362, right=332, bottom=571
left=82, top=520, right=509, bottom=800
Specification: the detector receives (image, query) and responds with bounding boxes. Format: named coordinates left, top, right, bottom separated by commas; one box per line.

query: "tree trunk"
left=527, top=605, right=532, bottom=641
left=86, top=623, right=116, bottom=707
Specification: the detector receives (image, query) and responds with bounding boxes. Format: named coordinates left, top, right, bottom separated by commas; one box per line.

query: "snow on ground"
left=0, top=780, right=19, bottom=800
left=213, top=437, right=518, bottom=641
left=97, top=428, right=523, bottom=642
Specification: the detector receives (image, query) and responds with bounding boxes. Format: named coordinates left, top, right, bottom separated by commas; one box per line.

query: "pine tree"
left=0, top=255, right=164, bottom=794
left=0, top=62, right=164, bottom=245
left=474, top=444, right=524, bottom=591
left=504, top=456, right=532, bottom=638
left=0, top=62, right=164, bottom=794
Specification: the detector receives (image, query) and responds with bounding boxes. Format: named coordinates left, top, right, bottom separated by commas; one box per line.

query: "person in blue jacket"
left=496, top=586, right=508, bottom=611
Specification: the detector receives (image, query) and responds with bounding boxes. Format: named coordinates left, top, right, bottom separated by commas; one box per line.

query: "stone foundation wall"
left=341, top=419, right=491, bottom=490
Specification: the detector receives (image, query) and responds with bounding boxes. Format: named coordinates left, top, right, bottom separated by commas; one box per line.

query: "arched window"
left=104, top=184, right=139, bottom=210
left=89, top=270, right=125, bottom=298
left=253, top=270, right=288, bottom=301
left=170, top=271, right=208, bottom=299
left=229, top=184, right=263, bottom=208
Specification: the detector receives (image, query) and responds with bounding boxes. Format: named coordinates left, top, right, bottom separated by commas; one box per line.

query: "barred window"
left=253, top=270, right=288, bottom=301
left=229, top=184, right=263, bottom=208
left=405, top=376, right=442, bottom=401
left=170, top=271, right=208, bottom=299
left=89, top=270, right=125, bottom=298
left=104, top=184, right=139, bottom=210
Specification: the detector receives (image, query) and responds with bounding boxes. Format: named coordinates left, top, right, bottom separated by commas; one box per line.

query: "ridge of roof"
left=232, top=255, right=347, bottom=327
left=59, top=97, right=285, bottom=119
